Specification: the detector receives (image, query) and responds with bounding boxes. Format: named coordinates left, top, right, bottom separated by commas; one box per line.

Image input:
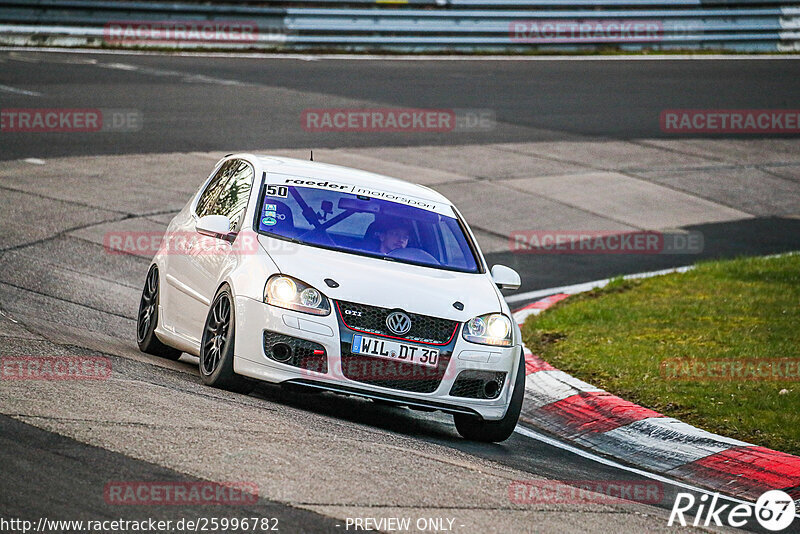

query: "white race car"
left=137, top=154, right=525, bottom=441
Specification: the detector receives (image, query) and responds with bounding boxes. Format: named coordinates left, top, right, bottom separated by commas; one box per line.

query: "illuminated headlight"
left=462, top=313, right=512, bottom=346
left=264, top=275, right=330, bottom=316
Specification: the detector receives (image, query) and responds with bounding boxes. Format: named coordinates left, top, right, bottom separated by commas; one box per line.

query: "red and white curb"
left=511, top=267, right=800, bottom=510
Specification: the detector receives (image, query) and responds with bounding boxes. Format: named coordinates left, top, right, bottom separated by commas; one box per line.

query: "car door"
left=163, top=159, right=235, bottom=342
left=182, top=159, right=255, bottom=343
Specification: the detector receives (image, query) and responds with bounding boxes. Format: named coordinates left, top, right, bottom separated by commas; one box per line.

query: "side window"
left=196, top=160, right=235, bottom=218
left=208, top=159, right=255, bottom=232
left=441, top=221, right=469, bottom=269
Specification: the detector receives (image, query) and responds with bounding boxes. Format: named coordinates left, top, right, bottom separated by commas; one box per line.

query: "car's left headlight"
left=264, top=275, right=330, bottom=316
left=462, top=313, right=513, bottom=346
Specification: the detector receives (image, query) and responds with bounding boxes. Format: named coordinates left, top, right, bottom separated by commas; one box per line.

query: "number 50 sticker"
left=755, top=490, right=796, bottom=531
left=267, top=185, right=288, bottom=198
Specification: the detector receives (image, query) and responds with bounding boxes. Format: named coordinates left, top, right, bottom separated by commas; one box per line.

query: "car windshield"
left=255, top=182, right=480, bottom=273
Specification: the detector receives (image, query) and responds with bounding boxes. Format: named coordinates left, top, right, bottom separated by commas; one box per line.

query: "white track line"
left=513, top=425, right=754, bottom=507
left=506, top=265, right=694, bottom=303
left=94, top=61, right=247, bottom=86
left=510, top=257, right=800, bottom=508
left=0, top=83, right=42, bottom=96
left=509, top=253, right=798, bottom=305
left=1, top=46, right=799, bottom=61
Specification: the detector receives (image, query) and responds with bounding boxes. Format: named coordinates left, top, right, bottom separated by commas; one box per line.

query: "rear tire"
left=199, top=286, right=255, bottom=395
left=137, top=265, right=182, bottom=360
left=454, top=348, right=525, bottom=443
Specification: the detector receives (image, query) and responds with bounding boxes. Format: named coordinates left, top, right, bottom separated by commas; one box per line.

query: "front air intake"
left=449, top=370, right=506, bottom=400
left=263, top=331, right=327, bottom=373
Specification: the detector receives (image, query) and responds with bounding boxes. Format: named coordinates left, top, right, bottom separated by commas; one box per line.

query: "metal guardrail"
left=0, top=0, right=798, bottom=51
left=1, top=0, right=790, bottom=6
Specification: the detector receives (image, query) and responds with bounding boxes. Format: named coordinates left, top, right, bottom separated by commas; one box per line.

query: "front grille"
left=263, top=331, right=327, bottom=373
left=340, top=349, right=453, bottom=394
left=335, top=300, right=458, bottom=345
left=450, top=370, right=506, bottom=399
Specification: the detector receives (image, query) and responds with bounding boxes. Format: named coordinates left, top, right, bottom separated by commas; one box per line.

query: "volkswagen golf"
left=136, top=154, right=525, bottom=442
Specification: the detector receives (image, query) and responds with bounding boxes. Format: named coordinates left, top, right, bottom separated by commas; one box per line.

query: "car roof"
left=251, top=155, right=452, bottom=206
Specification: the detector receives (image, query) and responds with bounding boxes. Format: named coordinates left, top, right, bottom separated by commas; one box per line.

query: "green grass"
left=523, top=254, right=800, bottom=455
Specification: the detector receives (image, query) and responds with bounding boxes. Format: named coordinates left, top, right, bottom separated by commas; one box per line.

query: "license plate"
left=351, top=335, right=439, bottom=368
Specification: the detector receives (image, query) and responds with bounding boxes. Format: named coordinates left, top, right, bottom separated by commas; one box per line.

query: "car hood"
left=258, top=235, right=502, bottom=321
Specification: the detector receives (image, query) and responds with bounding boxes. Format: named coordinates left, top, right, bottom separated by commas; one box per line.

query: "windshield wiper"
left=260, top=233, right=304, bottom=246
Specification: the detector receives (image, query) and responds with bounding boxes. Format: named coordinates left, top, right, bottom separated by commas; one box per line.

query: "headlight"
left=462, top=313, right=512, bottom=346
left=264, top=275, right=330, bottom=316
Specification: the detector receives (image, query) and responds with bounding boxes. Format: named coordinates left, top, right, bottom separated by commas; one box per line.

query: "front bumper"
left=233, top=296, right=522, bottom=421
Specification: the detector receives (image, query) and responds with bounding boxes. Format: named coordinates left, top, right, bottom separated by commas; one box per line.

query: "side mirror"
left=196, top=215, right=234, bottom=242
left=491, top=265, right=521, bottom=291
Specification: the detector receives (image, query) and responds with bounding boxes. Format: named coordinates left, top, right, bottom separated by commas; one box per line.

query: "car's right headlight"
left=462, top=313, right=513, bottom=346
left=264, top=275, right=330, bottom=316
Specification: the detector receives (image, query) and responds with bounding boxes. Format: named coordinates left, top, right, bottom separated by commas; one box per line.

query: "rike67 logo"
left=669, top=490, right=796, bottom=531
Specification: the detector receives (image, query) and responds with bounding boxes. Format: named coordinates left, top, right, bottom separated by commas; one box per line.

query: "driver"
left=376, top=218, right=412, bottom=254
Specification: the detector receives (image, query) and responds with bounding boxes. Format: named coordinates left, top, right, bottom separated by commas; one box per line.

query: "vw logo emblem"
left=386, top=311, right=412, bottom=336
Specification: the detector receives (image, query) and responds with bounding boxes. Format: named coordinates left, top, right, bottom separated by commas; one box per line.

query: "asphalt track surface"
left=1, top=51, right=800, bottom=159
left=1, top=50, right=799, bottom=534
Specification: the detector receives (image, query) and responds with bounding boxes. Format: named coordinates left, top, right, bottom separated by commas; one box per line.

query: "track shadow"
left=488, top=216, right=800, bottom=296
left=250, top=381, right=465, bottom=442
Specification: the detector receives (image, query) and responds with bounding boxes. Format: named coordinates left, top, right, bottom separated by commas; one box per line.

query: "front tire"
left=454, top=349, right=525, bottom=443
left=137, top=265, right=182, bottom=360
left=199, top=286, right=254, bottom=395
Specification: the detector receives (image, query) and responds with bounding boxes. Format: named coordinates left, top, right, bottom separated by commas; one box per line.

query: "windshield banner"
left=267, top=174, right=454, bottom=216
